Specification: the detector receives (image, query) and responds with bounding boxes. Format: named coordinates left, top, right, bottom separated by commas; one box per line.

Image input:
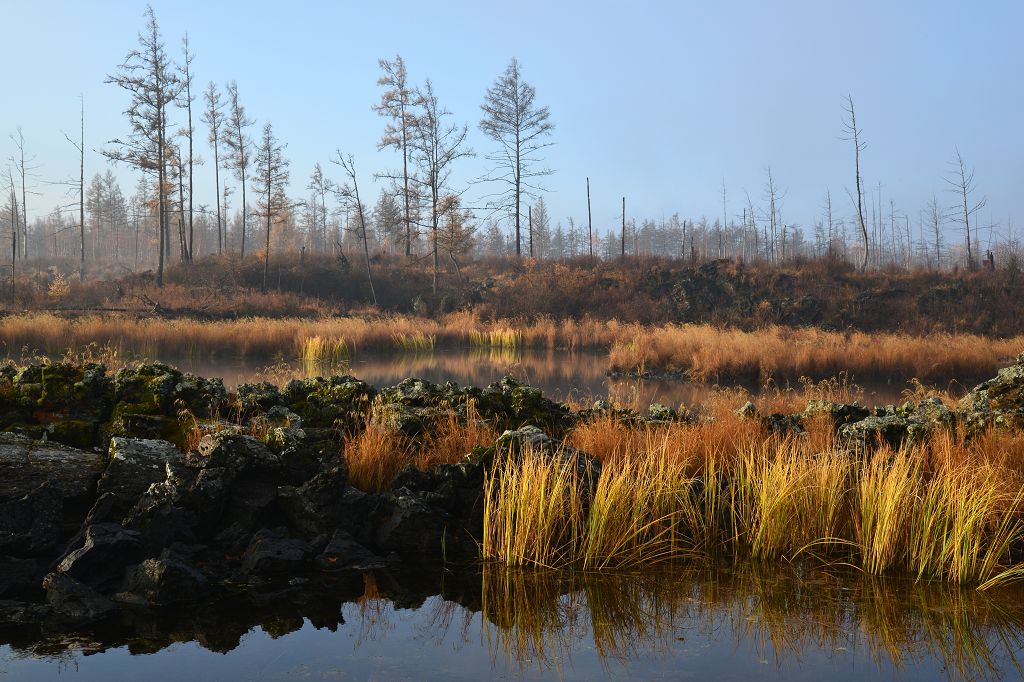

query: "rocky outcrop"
left=2, top=355, right=1024, bottom=634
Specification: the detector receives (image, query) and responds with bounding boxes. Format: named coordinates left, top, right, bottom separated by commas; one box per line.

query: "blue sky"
left=2, top=0, right=1021, bottom=240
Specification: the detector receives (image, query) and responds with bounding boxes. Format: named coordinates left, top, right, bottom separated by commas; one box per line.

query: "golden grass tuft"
left=485, top=412, right=1024, bottom=587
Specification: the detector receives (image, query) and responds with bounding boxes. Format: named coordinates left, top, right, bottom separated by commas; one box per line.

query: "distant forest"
left=2, top=6, right=1015, bottom=298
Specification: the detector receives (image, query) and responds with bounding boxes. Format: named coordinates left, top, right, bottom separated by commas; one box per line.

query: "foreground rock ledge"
left=0, top=355, right=1022, bottom=628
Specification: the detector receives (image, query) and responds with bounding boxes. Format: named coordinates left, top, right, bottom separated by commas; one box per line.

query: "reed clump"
left=483, top=414, right=1024, bottom=587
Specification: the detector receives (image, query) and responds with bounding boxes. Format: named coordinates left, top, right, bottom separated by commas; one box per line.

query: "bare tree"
left=586, top=177, right=593, bottom=260
left=479, top=58, right=554, bottom=257
left=8, top=127, right=39, bottom=259
left=201, top=82, right=225, bottom=254
left=307, top=163, right=334, bottom=253
left=104, top=6, right=179, bottom=286
left=252, top=122, right=290, bottom=293
left=411, top=79, right=473, bottom=295
left=224, top=81, right=254, bottom=257
left=925, top=195, right=943, bottom=270
left=4, top=167, right=17, bottom=299
left=841, top=95, right=869, bottom=271
left=333, top=151, right=377, bottom=305
left=945, top=147, right=986, bottom=270
left=762, top=167, right=784, bottom=263
left=62, top=96, right=87, bottom=281
left=373, top=54, right=416, bottom=258
left=177, top=34, right=198, bottom=262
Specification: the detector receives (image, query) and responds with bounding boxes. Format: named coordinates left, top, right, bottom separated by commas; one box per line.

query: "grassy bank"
left=480, top=413, right=1024, bottom=587
left=0, top=312, right=1019, bottom=385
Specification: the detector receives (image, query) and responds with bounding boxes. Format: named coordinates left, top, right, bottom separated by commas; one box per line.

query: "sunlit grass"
left=0, top=312, right=1017, bottom=384
left=483, top=414, right=1024, bottom=587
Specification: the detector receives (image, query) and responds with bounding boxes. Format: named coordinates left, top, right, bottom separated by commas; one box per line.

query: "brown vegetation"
left=1, top=311, right=1018, bottom=386
left=5, top=253, right=1024, bottom=336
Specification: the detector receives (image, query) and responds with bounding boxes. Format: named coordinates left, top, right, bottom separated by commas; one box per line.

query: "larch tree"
left=63, top=96, right=87, bottom=281
left=841, top=95, right=869, bottom=271
left=945, top=147, right=986, bottom=270
left=373, top=54, right=416, bottom=258
left=224, top=81, right=254, bottom=257
left=410, top=79, right=473, bottom=295
left=437, top=193, right=476, bottom=281
left=177, top=34, right=198, bottom=262
left=333, top=151, right=377, bottom=305
left=252, top=122, right=289, bottom=293
left=8, top=127, right=39, bottom=259
left=201, top=81, right=225, bottom=254
left=4, top=168, right=17, bottom=299
left=479, top=58, right=554, bottom=257
left=104, top=6, right=179, bottom=286
left=307, top=163, right=334, bottom=252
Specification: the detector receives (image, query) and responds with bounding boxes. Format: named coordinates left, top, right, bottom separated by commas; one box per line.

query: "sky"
left=2, top=0, right=1021, bottom=242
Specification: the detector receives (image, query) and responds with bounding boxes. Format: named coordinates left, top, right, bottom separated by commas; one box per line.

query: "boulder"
left=98, top=438, right=184, bottom=517
left=43, top=572, right=117, bottom=623
left=118, top=549, right=210, bottom=605
left=278, top=467, right=378, bottom=541
left=57, top=523, right=144, bottom=589
left=315, top=529, right=386, bottom=572
left=239, top=528, right=312, bottom=577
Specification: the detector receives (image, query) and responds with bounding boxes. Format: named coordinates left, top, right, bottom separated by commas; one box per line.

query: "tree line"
left=2, top=6, right=1014, bottom=300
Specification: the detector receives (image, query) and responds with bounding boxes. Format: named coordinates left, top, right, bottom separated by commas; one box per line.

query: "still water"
left=3, top=563, right=1022, bottom=681
left=169, top=347, right=916, bottom=409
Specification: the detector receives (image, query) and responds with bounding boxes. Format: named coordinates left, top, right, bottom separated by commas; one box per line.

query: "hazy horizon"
left=2, top=0, right=1021, bottom=245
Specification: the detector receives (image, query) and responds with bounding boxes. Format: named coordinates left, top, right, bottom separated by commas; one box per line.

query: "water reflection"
left=170, top=348, right=912, bottom=409
left=5, top=563, right=1022, bottom=680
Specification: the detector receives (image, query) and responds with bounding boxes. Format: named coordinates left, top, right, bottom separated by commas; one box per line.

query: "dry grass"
left=1, top=312, right=1016, bottom=385
left=344, top=398, right=497, bottom=493
left=483, top=412, right=1024, bottom=587
left=608, top=324, right=1023, bottom=384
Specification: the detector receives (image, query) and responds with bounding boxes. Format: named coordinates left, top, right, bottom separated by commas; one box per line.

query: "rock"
left=315, top=530, right=386, bottom=571
left=118, top=549, right=209, bottom=605
left=736, top=401, right=758, bottom=418
left=98, top=438, right=184, bottom=517
left=222, top=478, right=279, bottom=531
left=0, top=558, right=42, bottom=599
left=193, top=431, right=280, bottom=474
left=648, top=403, right=677, bottom=421
left=0, top=432, right=106, bottom=506
left=373, top=492, right=447, bottom=557
left=958, top=355, right=1024, bottom=434
left=482, top=425, right=602, bottom=482
left=0, top=481, right=62, bottom=556
left=43, top=572, right=117, bottom=623
left=762, top=412, right=804, bottom=436
left=803, top=400, right=871, bottom=426
left=57, top=523, right=143, bottom=589
left=278, top=467, right=377, bottom=541
left=239, top=528, right=312, bottom=577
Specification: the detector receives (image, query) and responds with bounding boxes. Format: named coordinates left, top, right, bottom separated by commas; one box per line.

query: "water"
left=168, top=348, right=915, bottom=410
left=3, top=564, right=1023, bottom=681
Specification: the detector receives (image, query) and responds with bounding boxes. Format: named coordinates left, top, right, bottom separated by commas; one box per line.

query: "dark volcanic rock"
left=118, top=549, right=210, bottom=605
left=278, top=466, right=378, bottom=541
left=57, top=523, right=144, bottom=589
left=239, top=528, right=312, bottom=577
left=98, top=438, right=184, bottom=518
left=43, top=572, right=117, bottom=623
left=315, top=530, right=386, bottom=571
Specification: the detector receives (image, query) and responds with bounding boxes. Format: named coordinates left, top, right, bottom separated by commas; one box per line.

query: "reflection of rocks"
left=2, top=355, right=1024, bottom=644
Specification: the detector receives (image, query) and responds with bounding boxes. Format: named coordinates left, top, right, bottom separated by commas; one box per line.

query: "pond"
left=3, top=563, right=1022, bottom=681
left=166, top=347, right=918, bottom=409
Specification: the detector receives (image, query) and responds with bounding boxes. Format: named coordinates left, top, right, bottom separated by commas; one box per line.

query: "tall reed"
left=484, top=416, right=1024, bottom=587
